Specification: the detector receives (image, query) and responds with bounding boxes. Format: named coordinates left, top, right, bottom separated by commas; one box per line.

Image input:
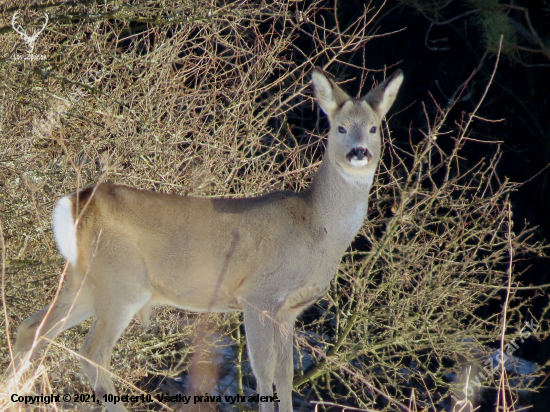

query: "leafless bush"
left=0, top=1, right=548, bottom=411
left=292, top=59, right=550, bottom=409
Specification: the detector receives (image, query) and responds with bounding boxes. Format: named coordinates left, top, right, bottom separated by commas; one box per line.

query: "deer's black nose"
left=354, top=147, right=366, bottom=160
left=346, top=147, right=371, bottom=161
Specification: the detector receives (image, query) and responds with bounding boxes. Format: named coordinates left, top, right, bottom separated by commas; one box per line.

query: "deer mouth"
left=346, top=147, right=371, bottom=167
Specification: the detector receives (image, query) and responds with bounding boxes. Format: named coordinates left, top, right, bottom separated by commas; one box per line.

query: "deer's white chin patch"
left=349, top=158, right=368, bottom=167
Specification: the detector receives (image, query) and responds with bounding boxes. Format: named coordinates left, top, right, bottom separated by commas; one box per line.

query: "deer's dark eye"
left=370, top=126, right=377, bottom=133
left=338, top=126, right=347, bottom=134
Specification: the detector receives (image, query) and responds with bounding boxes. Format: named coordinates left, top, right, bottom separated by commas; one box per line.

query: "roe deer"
left=13, top=68, right=403, bottom=412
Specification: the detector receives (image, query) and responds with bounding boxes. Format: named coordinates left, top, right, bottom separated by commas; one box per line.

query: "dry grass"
left=0, top=1, right=549, bottom=411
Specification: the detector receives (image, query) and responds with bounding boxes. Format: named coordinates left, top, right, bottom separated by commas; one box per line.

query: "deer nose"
left=346, top=147, right=371, bottom=161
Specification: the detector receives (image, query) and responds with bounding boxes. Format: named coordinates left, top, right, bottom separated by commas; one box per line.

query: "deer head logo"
left=11, top=11, right=49, bottom=56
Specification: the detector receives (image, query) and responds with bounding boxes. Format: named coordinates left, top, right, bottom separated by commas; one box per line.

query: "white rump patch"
left=52, top=196, right=78, bottom=267
left=350, top=158, right=368, bottom=167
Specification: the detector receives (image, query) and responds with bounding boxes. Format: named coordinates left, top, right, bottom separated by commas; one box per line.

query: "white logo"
left=11, top=11, right=48, bottom=61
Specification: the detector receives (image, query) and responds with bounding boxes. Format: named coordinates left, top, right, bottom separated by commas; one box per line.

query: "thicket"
left=0, top=1, right=549, bottom=411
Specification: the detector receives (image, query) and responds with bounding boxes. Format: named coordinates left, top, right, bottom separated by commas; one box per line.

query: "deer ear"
left=362, top=70, right=404, bottom=118
left=312, top=68, right=351, bottom=117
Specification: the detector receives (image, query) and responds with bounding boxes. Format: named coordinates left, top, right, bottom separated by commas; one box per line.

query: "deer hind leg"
left=79, top=290, right=151, bottom=412
left=13, top=283, right=93, bottom=367
left=243, top=304, right=276, bottom=412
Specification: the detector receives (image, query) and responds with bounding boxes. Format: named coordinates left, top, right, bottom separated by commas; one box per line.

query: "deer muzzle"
left=346, top=147, right=372, bottom=166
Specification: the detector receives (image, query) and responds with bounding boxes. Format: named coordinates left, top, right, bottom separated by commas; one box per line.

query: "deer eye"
left=338, top=126, right=347, bottom=134
left=370, top=126, right=377, bottom=133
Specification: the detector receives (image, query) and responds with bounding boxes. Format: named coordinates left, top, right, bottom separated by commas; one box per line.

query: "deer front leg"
left=273, top=313, right=296, bottom=412
left=243, top=303, right=276, bottom=412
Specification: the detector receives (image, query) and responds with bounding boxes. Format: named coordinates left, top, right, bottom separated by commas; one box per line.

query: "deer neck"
left=307, top=155, right=374, bottom=248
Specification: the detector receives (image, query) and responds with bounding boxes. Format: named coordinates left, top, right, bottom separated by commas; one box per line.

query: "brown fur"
left=13, top=68, right=403, bottom=412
